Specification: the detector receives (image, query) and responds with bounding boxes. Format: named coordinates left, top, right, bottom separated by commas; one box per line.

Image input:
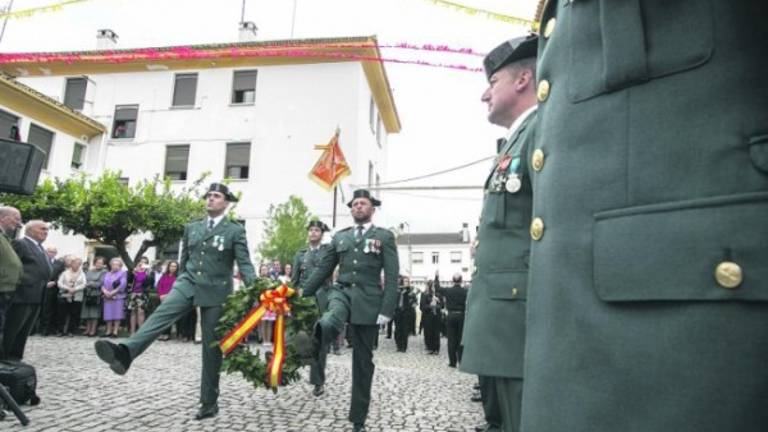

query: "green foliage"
left=217, top=278, right=318, bottom=392
left=0, top=171, right=208, bottom=269
left=258, top=196, right=312, bottom=265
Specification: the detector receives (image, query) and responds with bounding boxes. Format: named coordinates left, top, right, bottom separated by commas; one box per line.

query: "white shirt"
left=504, top=105, right=538, bottom=143
left=354, top=222, right=373, bottom=236
left=207, top=214, right=225, bottom=230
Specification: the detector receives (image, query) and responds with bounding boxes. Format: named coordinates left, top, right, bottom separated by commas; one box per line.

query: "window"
left=225, top=142, right=251, bottom=179
left=431, top=252, right=440, bottom=264
left=28, top=124, right=54, bottom=169
left=375, top=114, right=382, bottom=148
left=368, top=161, right=374, bottom=188
left=172, top=73, right=197, bottom=107
left=162, top=239, right=181, bottom=260
left=117, top=177, right=130, bottom=186
left=231, top=70, right=257, bottom=104
left=450, top=251, right=462, bottom=264
left=369, top=97, right=375, bottom=133
left=412, top=252, right=424, bottom=264
left=64, top=77, right=87, bottom=110
left=0, top=109, right=19, bottom=140
left=112, top=105, right=138, bottom=139
left=71, top=143, right=86, bottom=170
left=375, top=174, right=381, bottom=198
left=164, top=145, right=190, bottom=181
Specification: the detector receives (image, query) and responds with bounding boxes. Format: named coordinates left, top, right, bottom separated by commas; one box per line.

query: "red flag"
left=309, top=128, right=351, bottom=190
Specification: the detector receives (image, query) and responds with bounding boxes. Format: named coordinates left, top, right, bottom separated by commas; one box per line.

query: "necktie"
left=355, top=225, right=364, bottom=240
left=208, top=219, right=215, bottom=231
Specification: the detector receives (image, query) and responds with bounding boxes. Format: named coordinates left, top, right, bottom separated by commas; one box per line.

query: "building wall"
left=15, top=60, right=392, bottom=264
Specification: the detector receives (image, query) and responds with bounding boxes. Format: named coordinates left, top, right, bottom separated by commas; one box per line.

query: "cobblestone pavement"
left=2, top=333, right=483, bottom=431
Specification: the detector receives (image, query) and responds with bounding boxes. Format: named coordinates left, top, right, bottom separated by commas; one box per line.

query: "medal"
left=363, top=240, right=370, bottom=254
left=505, top=175, right=522, bottom=193
left=497, top=155, right=512, bottom=172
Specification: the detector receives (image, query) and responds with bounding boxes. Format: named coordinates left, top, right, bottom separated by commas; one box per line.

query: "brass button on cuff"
left=530, top=217, right=545, bottom=241
left=532, top=149, right=545, bottom=172
left=537, top=80, right=550, bottom=102
left=511, top=288, right=518, bottom=297
left=544, top=18, right=556, bottom=38
left=715, top=261, right=743, bottom=289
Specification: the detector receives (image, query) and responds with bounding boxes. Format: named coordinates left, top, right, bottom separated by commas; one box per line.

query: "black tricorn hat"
left=483, top=33, right=538, bottom=80
left=307, top=220, right=330, bottom=232
left=205, top=183, right=238, bottom=202
left=347, top=189, right=381, bottom=208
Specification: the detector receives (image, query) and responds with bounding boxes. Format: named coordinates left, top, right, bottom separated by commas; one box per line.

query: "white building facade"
left=396, top=227, right=473, bottom=289
left=0, top=36, right=401, bottom=263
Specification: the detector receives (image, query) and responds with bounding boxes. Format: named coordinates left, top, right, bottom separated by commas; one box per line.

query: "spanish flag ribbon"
left=219, top=283, right=296, bottom=360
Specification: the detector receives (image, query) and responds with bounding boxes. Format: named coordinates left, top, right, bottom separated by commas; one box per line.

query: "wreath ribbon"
left=219, top=283, right=295, bottom=389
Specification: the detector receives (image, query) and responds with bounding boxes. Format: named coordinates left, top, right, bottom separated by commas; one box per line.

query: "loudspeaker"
left=0, top=138, right=46, bottom=195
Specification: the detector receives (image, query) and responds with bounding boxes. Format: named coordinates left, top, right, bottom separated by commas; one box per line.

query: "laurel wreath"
left=216, top=278, right=319, bottom=390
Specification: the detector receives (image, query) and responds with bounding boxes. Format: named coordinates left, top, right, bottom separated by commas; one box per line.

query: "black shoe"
left=475, top=423, right=491, bottom=432
left=312, top=384, right=325, bottom=397
left=473, top=383, right=481, bottom=390
left=194, top=403, right=219, bottom=420
left=94, top=340, right=132, bottom=375
left=448, top=363, right=456, bottom=368
left=470, top=391, right=483, bottom=403
left=352, top=424, right=366, bottom=432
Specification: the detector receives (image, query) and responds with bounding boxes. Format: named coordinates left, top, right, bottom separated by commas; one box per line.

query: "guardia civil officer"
left=393, top=277, right=416, bottom=353
left=460, top=34, right=538, bottom=432
left=290, top=219, right=332, bottom=397
left=437, top=272, right=467, bottom=368
left=522, top=3, right=768, bottom=432
left=300, top=189, right=399, bottom=432
left=94, top=183, right=256, bottom=421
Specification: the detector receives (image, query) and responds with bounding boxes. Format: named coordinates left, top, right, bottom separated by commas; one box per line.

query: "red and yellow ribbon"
left=219, top=283, right=296, bottom=389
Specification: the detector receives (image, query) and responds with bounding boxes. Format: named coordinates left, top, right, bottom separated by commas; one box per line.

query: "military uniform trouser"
left=481, top=376, right=522, bottom=432
left=316, top=289, right=379, bottom=425
left=393, top=310, right=411, bottom=351
left=445, top=312, right=464, bottom=366
left=121, top=285, right=223, bottom=404
left=309, top=298, right=330, bottom=387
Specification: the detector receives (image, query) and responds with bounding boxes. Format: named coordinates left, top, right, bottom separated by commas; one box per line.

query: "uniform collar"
left=504, top=105, right=538, bottom=142
left=355, top=222, right=373, bottom=234
left=207, top=214, right=225, bottom=229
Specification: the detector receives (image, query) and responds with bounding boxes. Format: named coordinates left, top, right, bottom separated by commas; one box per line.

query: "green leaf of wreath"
left=216, top=278, right=319, bottom=391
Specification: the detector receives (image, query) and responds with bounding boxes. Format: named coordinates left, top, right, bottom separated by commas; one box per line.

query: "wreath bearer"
left=300, top=189, right=399, bottom=432
left=94, top=183, right=256, bottom=421
left=290, top=219, right=333, bottom=397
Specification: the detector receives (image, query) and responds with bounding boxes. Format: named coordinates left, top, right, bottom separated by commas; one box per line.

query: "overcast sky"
left=0, top=0, right=536, bottom=233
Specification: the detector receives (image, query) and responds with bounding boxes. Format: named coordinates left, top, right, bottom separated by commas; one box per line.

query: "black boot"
left=94, top=340, right=132, bottom=375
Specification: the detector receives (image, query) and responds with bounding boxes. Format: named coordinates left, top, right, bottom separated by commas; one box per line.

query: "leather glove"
left=376, top=314, right=391, bottom=326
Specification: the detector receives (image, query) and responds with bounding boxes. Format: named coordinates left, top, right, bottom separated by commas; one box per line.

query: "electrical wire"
left=369, top=155, right=494, bottom=187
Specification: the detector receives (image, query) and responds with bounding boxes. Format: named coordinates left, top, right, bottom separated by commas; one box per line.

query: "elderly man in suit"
left=300, top=189, right=399, bottom=432
left=95, top=183, right=256, bottom=421
left=0, top=207, right=23, bottom=359
left=3, top=220, right=52, bottom=360
left=522, top=3, right=768, bottom=432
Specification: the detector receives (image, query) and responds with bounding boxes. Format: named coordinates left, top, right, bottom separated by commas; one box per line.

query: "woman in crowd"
left=102, top=258, right=127, bottom=337
left=420, top=280, right=443, bottom=355
left=82, top=256, right=107, bottom=337
left=156, top=260, right=178, bottom=341
left=282, top=263, right=293, bottom=281
left=127, top=256, right=151, bottom=335
left=57, top=256, right=86, bottom=336
left=259, top=262, right=276, bottom=347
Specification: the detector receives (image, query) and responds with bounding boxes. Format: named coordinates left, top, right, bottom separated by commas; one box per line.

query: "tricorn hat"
left=347, top=189, right=381, bottom=208
left=205, top=183, right=239, bottom=202
left=307, top=220, right=330, bottom=232
left=483, top=33, right=538, bottom=80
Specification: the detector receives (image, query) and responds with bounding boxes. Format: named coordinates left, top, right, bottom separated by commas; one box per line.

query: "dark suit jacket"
left=11, top=237, right=52, bottom=304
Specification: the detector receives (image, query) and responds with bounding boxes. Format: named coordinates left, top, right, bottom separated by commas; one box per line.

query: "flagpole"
left=332, top=186, right=338, bottom=228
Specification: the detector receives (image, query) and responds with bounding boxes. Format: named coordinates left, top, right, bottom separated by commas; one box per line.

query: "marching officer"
left=438, top=272, right=467, bottom=368
left=300, top=189, right=399, bottom=432
left=94, top=183, right=256, bottom=421
left=290, top=219, right=332, bottom=397
left=393, top=277, right=416, bottom=353
left=460, top=34, right=538, bottom=432
left=522, top=3, right=768, bottom=432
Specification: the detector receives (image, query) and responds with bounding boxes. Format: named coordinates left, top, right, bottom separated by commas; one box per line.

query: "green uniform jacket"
left=177, top=218, right=256, bottom=307
left=523, top=2, right=768, bottom=432
left=301, top=225, right=399, bottom=324
left=460, top=112, right=536, bottom=378
left=291, top=244, right=333, bottom=312
left=0, top=232, right=22, bottom=293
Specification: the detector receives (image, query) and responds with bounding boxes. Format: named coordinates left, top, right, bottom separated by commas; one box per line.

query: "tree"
left=0, top=171, right=208, bottom=270
left=258, top=196, right=312, bottom=266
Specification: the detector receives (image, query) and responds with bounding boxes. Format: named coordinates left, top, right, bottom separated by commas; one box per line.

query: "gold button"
left=354, top=248, right=358, bottom=252
left=532, top=149, right=545, bottom=172
left=543, top=18, right=556, bottom=38
left=353, top=259, right=358, bottom=264
left=530, top=217, right=545, bottom=241
left=537, top=80, right=550, bottom=102
left=511, top=288, right=518, bottom=297
left=197, top=271, right=201, bottom=275
left=715, top=261, right=742, bottom=289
